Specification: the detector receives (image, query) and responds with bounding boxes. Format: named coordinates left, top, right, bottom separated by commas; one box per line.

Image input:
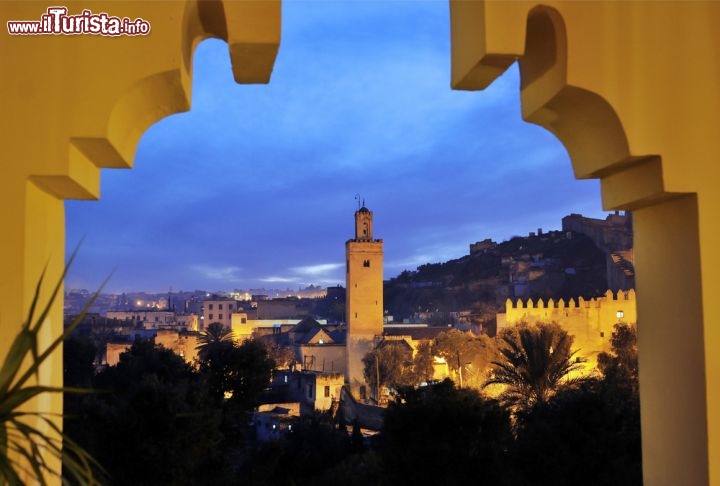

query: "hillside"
left=384, top=231, right=608, bottom=322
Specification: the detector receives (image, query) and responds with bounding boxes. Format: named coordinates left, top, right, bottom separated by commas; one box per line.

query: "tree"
left=412, top=342, right=435, bottom=383
left=509, top=378, right=642, bottom=486
left=484, top=322, right=583, bottom=409
left=67, top=340, right=231, bottom=485
left=238, top=411, right=353, bottom=485
left=259, top=340, right=297, bottom=370
left=198, top=338, right=274, bottom=410
left=381, top=379, right=512, bottom=485
left=63, top=335, right=97, bottom=388
left=196, top=321, right=234, bottom=360
left=597, top=322, right=638, bottom=391
left=362, top=341, right=414, bottom=400
left=434, top=329, right=495, bottom=388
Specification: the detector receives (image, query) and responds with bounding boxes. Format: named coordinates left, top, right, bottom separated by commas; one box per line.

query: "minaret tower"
left=345, top=201, right=384, bottom=399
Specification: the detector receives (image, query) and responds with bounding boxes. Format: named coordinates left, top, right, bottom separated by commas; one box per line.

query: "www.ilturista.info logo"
left=7, top=7, right=151, bottom=36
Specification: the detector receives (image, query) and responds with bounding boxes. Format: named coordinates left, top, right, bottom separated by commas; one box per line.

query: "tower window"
left=363, top=259, right=370, bottom=267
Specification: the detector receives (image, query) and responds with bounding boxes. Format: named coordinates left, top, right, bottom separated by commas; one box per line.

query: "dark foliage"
left=65, top=338, right=275, bottom=485
left=506, top=324, right=642, bottom=486
left=380, top=379, right=512, bottom=485
left=597, top=322, right=639, bottom=393
left=66, top=340, right=229, bottom=485
left=62, top=326, right=641, bottom=486
left=63, top=336, right=97, bottom=388
left=198, top=338, right=274, bottom=410
left=239, top=411, right=353, bottom=485
left=509, top=379, right=642, bottom=486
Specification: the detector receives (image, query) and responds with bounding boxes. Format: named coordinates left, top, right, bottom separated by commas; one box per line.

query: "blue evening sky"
left=65, top=1, right=606, bottom=294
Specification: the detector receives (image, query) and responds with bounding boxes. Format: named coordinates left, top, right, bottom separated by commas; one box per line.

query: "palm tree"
left=196, top=322, right=234, bottom=360
left=483, top=322, right=583, bottom=410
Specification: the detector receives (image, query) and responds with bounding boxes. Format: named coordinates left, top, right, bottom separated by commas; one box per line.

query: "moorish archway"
left=450, top=2, right=719, bottom=485
left=0, top=1, right=279, bottom=480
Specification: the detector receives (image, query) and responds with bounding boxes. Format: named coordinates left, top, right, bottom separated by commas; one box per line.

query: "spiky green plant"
left=0, top=249, right=106, bottom=485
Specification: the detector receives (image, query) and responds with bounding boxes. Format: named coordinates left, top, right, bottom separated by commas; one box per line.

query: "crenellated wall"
left=498, top=289, right=636, bottom=370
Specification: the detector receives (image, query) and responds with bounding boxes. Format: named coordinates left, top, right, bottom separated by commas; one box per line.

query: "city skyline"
left=65, top=2, right=607, bottom=294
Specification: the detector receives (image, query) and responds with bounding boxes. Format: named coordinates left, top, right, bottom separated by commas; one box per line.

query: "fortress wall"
left=499, top=289, right=636, bottom=371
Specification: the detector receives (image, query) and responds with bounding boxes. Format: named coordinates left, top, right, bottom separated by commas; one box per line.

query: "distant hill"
left=384, top=230, right=609, bottom=322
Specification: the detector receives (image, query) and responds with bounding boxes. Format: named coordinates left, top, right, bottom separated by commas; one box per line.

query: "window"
left=363, top=259, right=370, bottom=267
left=219, top=314, right=223, bottom=320
left=600, top=331, right=605, bottom=338
left=209, top=304, right=213, bottom=310
left=616, top=310, right=625, bottom=319
left=209, top=314, right=213, bottom=320
left=324, top=386, right=330, bottom=398
left=241, top=317, right=247, bottom=324
left=228, top=304, right=234, bottom=311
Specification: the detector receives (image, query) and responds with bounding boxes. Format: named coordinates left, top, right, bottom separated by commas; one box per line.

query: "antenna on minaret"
left=362, top=197, right=366, bottom=207
left=355, top=193, right=361, bottom=210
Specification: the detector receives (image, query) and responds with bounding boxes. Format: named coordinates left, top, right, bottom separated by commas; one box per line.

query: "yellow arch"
left=0, top=1, right=279, bottom=481
left=451, top=2, right=718, bottom=484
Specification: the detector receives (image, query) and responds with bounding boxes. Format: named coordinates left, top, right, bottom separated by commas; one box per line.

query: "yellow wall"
left=499, top=289, right=636, bottom=371
left=450, top=2, right=719, bottom=484
left=106, top=331, right=199, bottom=366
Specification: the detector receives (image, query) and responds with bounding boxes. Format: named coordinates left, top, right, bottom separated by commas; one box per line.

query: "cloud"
left=291, top=263, right=344, bottom=277
left=259, top=276, right=299, bottom=284
left=190, top=265, right=244, bottom=283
